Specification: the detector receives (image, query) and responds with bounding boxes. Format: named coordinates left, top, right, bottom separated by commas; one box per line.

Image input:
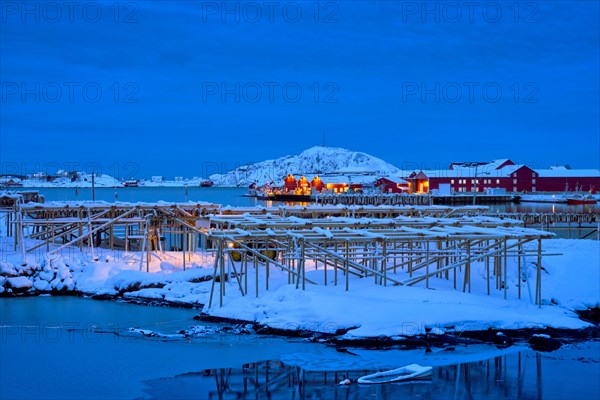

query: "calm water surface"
left=24, top=187, right=600, bottom=213
left=1, top=297, right=598, bottom=400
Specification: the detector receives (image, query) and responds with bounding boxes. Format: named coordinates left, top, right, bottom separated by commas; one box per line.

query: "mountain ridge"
left=209, top=146, right=400, bottom=187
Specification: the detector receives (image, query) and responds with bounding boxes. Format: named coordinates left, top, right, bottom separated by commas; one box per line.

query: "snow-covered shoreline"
left=1, top=238, right=598, bottom=344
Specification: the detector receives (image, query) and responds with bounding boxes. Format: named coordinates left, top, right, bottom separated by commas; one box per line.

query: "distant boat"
left=199, top=179, right=214, bottom=187
left=1, top=181, right=23, bottom=188
left=122, top=180, right=139, bottom=188
left=566, top=193, right=596, bottom=205
left=357, top=364, right=432, bottom=384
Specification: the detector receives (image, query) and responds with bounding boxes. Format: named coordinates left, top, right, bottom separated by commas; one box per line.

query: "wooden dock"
left=258, top=193, right=518, bottom=206
left=432, top=194, right=516, bottom=205
left=314, top=193, right=431, bottom=206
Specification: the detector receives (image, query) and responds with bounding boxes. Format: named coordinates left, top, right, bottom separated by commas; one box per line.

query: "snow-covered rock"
left=39, top=270, right=55, bottom=282
left=33, top=279, right=52, bottom=291
left=0, top=262, right=18, bottom=277
left=209, top=146, right=400, bottom=187
left=6, top=276, right=33, bottom=290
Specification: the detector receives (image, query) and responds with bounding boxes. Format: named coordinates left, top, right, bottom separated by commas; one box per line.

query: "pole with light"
left=472, top=165, right=490, bottom=205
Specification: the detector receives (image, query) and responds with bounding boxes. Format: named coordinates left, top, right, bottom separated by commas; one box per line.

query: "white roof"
left=409, top=165, right=599, bottom=179
left=380, top=173, right=409, bottom=184
left=536, top=169, right=600, bottom=178
left=414, top=165, right=526, bottom=179
left=492, top=158, right=510, bottom=165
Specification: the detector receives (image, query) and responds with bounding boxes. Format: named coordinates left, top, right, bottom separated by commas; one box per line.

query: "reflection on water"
left=141, top=342, right=600, bottom=400
left=487, top=202, right=599, bottom=214
left=28, top=187, right=600, bottom=214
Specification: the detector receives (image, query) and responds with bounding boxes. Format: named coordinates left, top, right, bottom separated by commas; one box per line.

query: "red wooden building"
left=407, top=159, right=600, bottom=194
left=281, top=173, right=403, bottom=194
left=374, top=177, right=410, bottom=194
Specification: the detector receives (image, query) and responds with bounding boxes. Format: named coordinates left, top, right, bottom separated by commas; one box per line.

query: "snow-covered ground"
left=1, top=204, right=598, bottom=339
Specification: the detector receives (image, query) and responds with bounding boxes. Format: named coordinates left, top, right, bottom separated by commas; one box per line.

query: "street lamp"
left=459, top=162, right=489, bottom=205
left=472, top=165, right=490, bottom=205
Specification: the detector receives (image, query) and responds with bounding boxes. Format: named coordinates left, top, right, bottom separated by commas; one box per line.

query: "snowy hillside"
left=209, top=146, right=400, bottom=187
left=18, top=173, right=122, bottom=188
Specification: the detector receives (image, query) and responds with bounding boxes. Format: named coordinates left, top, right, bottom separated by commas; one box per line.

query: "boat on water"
left=566, top=193, right=597, bottom=205
left=199, top=179, right=214, bottom=187
left=122, top=180, right=139, bottom=188
left=357, top=364, right=432, bottom=384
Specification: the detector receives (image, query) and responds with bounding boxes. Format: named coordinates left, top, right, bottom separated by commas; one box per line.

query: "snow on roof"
left=536, top=169, right=600, bottom=178
left=414, top=165, right=526, bottom=178
left=379, top=173, right=410, bottom=184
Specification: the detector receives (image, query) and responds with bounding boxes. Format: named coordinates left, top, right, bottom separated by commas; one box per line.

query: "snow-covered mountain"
left=209, top=146, right=400, bottom=187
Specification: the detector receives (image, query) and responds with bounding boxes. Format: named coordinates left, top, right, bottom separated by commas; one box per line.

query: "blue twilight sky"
left=0, top=0, right=598, bottom=179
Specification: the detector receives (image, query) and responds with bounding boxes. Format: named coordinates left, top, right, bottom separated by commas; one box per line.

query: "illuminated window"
left=451, top=180, right=454, bottom=184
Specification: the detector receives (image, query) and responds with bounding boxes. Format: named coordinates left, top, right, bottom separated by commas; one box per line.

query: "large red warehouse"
left=406, top=159, right=600, bottom=194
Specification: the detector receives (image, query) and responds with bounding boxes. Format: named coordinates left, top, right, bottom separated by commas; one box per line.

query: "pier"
left=257, top=193, right=519, bottom=206
left=314, top=193, right=431, bottom=206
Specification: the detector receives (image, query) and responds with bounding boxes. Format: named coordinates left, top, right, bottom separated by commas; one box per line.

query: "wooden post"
left=208, top=240, right=221, bottom=308
left=345, top=240, right=349, bottom=291
left=244, top=252, right=248, bottom=295
left=78, top=209, right=83, bottom=251
left=409, top=241, right=413, bottom=277
left=503, top=238, right=508, bottom=300
left=517, top=242, right=522, bottom=299
left=323, top=256, right=328, bottom=286
left=425, top=240, right=430, bottom=289
left=486, top=252, right=490, bottom=296
left=182, top=229, right=186, bottom=271
left=334, top=243, right=338, bottom=286
left=255, top=250, right=259, bottom=298
left=302, top=240, right=306, bottom=291
left=382, top=241, right=387, bottom=287
left=536, top=238, right=542, bottom=308
left=109, top=208, right=114, bottom=251
left=463, top=241, right=471, bottom=293
left=220, top=241, right=226, bottom=306
left=265, top=238, right=269, bottom=291
left=436, top=240, right=442, bottom=278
